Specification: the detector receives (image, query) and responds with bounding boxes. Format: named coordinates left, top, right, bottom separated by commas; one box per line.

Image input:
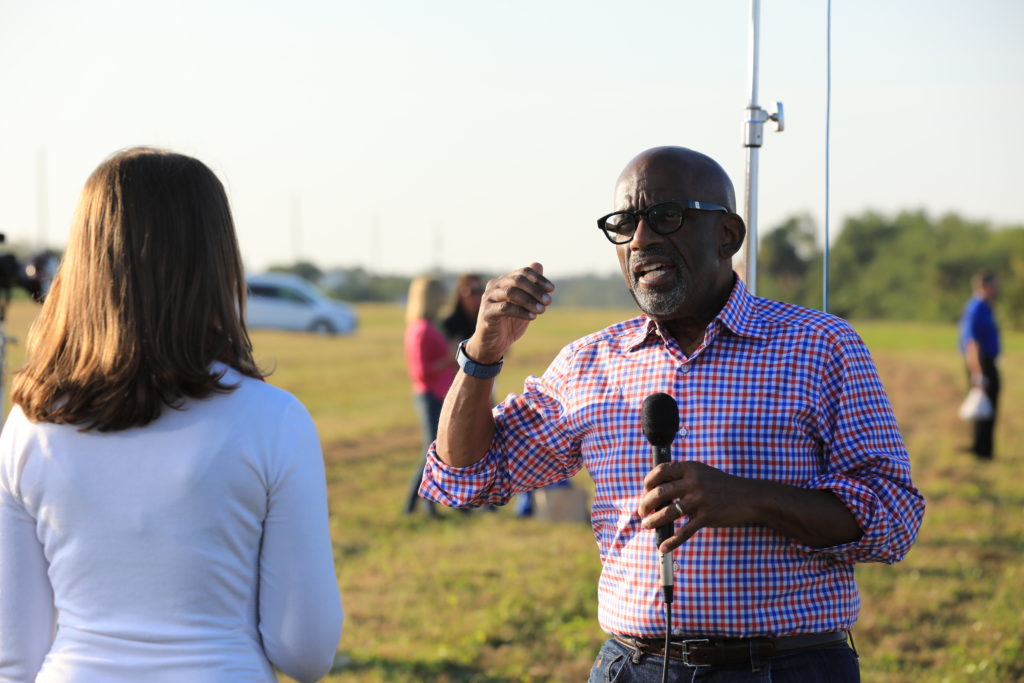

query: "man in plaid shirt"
left=421, top=146, right=924, bottom=681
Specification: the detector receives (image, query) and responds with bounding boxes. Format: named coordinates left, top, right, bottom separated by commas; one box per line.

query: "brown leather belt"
left=613, top=631, right=850, bottom=668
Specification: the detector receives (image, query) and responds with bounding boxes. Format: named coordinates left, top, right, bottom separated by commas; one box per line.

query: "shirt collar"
left=624, top=274, right=767, bottom=351
left=715, top=276, right=766, bottom=341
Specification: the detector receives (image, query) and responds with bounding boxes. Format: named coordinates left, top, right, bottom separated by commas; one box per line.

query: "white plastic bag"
left=958, top=387, right=993, bottom=421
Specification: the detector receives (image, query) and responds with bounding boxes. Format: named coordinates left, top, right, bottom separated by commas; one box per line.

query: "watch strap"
left=456, top=340, right=503, bottom=379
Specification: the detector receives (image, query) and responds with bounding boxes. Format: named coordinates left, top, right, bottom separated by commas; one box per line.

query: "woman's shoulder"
left=405, top=317, right=447, bottom=345
left=405, top=316, right=438, bottom=335
left=0, top=405, right=32, bottom=455
left=1, top=404, right=31, bottom=430
left=0, top=405, right=47, bottom=452
left=206, top=364, right=309, bottom=420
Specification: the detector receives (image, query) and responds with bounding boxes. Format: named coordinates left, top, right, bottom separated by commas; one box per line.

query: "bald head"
left=608, top=146, right=746, bottom=343
left=614, top=146, right=737, bottom=213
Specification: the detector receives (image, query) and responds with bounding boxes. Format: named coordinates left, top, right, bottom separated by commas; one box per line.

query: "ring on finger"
left=673, top=499, right=685, bottom=517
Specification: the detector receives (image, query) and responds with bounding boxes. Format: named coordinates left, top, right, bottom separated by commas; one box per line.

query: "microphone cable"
left=661, top=575, right=673, bottom=683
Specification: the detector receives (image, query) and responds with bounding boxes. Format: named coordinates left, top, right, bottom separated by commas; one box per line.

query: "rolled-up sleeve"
left=419, top=348, right=584, bottom=507
left=802, top=331, right=925, bottom=563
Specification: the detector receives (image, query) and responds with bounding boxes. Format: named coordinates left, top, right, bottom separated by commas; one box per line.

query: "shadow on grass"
left=330, top=653, right=518, bottom=682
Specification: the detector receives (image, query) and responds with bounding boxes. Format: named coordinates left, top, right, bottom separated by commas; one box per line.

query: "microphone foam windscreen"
left=641, top=393, right=679, bottom=448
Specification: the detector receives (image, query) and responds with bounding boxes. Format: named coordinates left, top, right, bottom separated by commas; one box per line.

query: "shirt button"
left=680, top=365, right=691, bottom=375
left=679, top=427, right=688, bottom=438
left=672, top=626, right=686, bottom=636
left=673, top=560, right=682, bottom=572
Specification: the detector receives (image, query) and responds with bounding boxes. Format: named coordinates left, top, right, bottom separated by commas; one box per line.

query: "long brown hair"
left=12, top=147, right=263, bottom=431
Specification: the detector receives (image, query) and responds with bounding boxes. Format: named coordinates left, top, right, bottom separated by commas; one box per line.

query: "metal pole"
left=743, top=0, right=762, bottom=296
left=742, top=0, right=783, bottom=297
left=823, top=0, right=832, bottom=313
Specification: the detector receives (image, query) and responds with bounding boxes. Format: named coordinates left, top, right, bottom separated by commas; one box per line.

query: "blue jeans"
left=588, top=637, right=859, bottom=683
left=405, top=392, right=442, bottom=515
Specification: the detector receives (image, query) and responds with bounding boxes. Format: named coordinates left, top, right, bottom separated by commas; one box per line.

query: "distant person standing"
left=404, top=276, right=457, bottom=515
left=441, top=273, right=484, bottom=343
left=959, top=269, right=1002, bottom=460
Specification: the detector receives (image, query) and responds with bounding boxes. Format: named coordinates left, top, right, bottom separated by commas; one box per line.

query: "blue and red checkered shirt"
left=420, top=277, right=924, bottom=638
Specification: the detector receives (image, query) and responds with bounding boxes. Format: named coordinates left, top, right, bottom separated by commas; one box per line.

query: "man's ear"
left=719, top=213, right=746, bottom=259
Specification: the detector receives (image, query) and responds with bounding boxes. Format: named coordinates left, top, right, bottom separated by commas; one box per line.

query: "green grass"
left=2, top=301, right=1021, bottom=681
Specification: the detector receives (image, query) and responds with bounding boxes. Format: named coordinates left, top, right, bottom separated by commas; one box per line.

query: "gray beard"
left=626, top=250, right=688, bottom=318
left=631, top=278, right=687, bottom=318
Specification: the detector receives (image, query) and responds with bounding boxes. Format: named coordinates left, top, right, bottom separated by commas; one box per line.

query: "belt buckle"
left=679, top=638, right=711, bottom=668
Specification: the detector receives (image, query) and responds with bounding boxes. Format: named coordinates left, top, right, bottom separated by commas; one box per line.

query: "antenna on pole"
left=823, top=0, right=832, bottom=313
left=742, top=0, right=784, bottom=296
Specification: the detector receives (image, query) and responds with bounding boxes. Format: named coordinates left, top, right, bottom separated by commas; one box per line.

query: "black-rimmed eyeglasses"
left=596, top=200, right=729, bottom=244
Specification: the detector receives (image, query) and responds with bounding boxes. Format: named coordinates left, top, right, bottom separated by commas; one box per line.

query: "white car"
left=245, top=273, right=357, bottom=335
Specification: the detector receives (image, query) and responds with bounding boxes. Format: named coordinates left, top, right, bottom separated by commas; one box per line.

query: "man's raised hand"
left=466, top=262, right=554, bottom=364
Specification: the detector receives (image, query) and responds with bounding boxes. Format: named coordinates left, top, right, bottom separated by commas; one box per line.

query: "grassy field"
left=2, top=301, right=1021, bottom=682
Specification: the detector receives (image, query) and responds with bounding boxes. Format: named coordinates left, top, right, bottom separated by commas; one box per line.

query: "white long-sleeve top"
left=0, top=365, right=343, bottom=682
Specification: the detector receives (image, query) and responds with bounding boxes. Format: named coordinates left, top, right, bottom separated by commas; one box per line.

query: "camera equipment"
left=0, top=232, right=57, bottom=414
left=0, top=236, right=55, bottom=307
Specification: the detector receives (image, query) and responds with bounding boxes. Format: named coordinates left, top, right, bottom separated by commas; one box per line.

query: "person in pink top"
left=403, top=275, right=457, bottom=516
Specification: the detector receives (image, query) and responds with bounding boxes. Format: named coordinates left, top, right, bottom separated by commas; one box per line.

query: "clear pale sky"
left=2, top=0, right=1022, bottom=279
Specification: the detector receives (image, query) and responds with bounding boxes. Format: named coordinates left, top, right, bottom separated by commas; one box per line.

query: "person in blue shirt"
left=958, top=269, right=1002, bottom=459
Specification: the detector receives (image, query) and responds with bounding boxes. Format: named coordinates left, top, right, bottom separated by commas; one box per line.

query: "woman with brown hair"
left=0, top=148, right=342, bottom=682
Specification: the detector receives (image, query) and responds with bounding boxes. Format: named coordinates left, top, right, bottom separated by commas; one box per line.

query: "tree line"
left=271, top=209, right=1023, bottom=330
left=756, top=210, right=1023, bottom=330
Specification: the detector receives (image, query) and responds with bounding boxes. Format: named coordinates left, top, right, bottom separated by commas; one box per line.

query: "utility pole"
left=36, top=147, right=48, bottom=248
left=290, top=195, right=301, bottom=263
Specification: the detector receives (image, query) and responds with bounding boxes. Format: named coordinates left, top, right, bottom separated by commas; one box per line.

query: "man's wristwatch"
left=456, top=339, right=503, bottom=379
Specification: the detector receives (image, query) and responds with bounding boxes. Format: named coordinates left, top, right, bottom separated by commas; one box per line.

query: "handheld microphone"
left=641, top=392, right=679, bottom=605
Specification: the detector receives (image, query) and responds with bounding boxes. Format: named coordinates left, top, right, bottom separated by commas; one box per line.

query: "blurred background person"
left=0, top=148, right=342, bottom=682
left=436, top=272, right=570, bottom=518
left=440, top=273, right=505, bottom=514
left=403, top=275, right=457, bottom=516
left=959, top=269, right=1002, bottom=460
left=438, top=273, right=566, bottom=517
left=441, top=273, right=484, bottom=343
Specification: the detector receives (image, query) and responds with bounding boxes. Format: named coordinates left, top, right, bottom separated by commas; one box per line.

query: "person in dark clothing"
left=958, top=269, right=1002, bottom=459
left=441, top=274, right=484, bottom=343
